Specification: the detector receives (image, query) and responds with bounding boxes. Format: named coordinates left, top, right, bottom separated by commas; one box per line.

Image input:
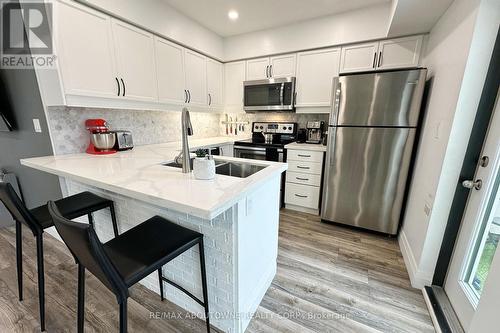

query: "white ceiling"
left=164, top=0, right=391, bottom=37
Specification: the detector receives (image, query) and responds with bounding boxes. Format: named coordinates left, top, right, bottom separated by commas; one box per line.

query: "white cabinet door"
left=377, top=35, right=423, bottom=70
left=270, top=54, right=296, bottom=78
left=111, top=19, right=158, bottom=102
left=295, top=48, right=340, bottom=107
left=55, top=0, right=119, bottom=99
left=155, top=37, right=186, bottom=104
left=224, top=61, right=246, bottom=110
left=339, top=42, right=379, bottom=73
left=246, top=57, right=270, bottom=80
left=184, top=50, right=207, bottom=106
left=206, top=59, right=224, bottom=108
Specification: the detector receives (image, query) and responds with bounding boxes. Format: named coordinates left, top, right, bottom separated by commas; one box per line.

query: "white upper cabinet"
left=184, top=50, right=208, bottom=106
left=270, top=54, right=296, bottom=78
left=55, top=0, right=119, bottom=99
left=246, top=57, right=270, bottom=80
left=295, top=48, right=340, bottom=107
left=206, top=59, right=224, bottom=108
left=111, top=19, right=158, bottom=102
left=340, top=42, right=379, bottom=73
left=377, top=35, right=423, bottom=70
left=155, top=37, right=186, bottom=104
left=340, top=36, right=423, bottom=73
left=224, top=61, right=246, bottom=110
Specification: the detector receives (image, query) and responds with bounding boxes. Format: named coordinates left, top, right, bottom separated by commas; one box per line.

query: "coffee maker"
left=306, top=121, right=325, bottom=144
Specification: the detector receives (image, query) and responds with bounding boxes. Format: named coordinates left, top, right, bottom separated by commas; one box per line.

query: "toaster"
left=113, top=130, right=134, bottom=151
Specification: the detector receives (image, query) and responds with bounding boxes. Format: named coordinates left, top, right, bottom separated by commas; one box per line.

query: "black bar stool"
left=0, top=182, right=119, bottom=331
left=48, top=201, right=211, bottom=333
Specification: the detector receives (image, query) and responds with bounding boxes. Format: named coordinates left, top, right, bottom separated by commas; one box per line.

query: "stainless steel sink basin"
left=162, top=159, right=266, bottom=178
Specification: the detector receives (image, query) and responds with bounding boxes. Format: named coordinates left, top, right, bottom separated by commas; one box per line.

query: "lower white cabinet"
left=285, top=148, right=325, bottom=214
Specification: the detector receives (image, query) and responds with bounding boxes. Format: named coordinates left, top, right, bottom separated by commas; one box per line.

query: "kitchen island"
left=21, top=139, right=286, bottom=333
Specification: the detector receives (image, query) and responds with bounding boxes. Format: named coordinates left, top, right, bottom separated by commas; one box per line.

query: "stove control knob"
left=283, top=126, right=287, bottom=130
left=255, top=126, right=258, bottom=130
left=288, top=126, right=292, bottom=130
left=260, top=126, right=264, bottom=129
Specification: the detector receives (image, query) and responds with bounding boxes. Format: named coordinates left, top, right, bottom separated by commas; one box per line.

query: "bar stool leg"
left=87, top=213, right=94, bottom=228
left=109, top=204, right=119, bottom=237
left=15, top=221, right=23, bottom=301
left=36, top=234, right=45, bottom=331
left=158, top=268, right=164, bottom=301
left=77, top=264, right=85, bottom=333
left=199, top=238, right=210, bottom=333
left=119, top=299, right=128, bottom=333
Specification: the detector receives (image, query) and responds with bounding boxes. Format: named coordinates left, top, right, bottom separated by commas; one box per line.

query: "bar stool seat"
left=30, top=191, right=115, bottom=229
left=103, top=216, right=201, bottom=286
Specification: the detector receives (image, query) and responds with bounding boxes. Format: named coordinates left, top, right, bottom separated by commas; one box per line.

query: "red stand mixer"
left=85, top=119, right=117, bottom=155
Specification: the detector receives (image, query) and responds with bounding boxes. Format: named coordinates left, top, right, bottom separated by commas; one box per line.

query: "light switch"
left=33, top=119, right=42, bottom=133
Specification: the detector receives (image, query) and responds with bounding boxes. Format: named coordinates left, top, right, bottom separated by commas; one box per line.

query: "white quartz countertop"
left=21, top=136, right=287, bottom=219
left=285, top=142, right=328, bottom=152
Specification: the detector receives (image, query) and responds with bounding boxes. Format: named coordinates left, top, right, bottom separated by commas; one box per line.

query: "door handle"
left=296, top=177, right=309, bottom=181
left=462, top=179, right=482, bottom=190
left=295, top=194, right=308, bottom=198
left=378, top=51, right=382, bottom=67
left=270, top=65, right=273, bottom=77
left=266, top=65, right=269, bottom=78
left=187, top=90, right=191, bottom=103
left=298, top=154, right=311, bottom=157
left=208, top=93, right=211, bottom=106
left=115, top=77, right=120, bottom=96
left=120, top=78, right=125, bottom=96
left=296, top=166, right=310, bottom=169
left=372, top=53, right=377, bottom=68
left=184, top=90, right=188, bottom=103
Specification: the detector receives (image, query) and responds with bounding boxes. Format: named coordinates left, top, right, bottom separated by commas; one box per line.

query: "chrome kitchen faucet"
left=175, top=107, right=193, bottom=173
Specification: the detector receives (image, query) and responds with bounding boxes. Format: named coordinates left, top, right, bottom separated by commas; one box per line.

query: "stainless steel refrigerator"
left=321, top=69, right=427, bottom=235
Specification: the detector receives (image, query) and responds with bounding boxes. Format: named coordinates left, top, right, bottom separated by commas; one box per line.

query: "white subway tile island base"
left=21, top=140, right=287, bottom=333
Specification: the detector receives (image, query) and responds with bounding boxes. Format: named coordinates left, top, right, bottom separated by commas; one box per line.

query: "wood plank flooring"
left=0, top=209, right=434, bottom=332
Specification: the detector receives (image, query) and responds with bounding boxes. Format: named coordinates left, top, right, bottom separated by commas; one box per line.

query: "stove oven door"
left=233, top=146, right=283, bottom=162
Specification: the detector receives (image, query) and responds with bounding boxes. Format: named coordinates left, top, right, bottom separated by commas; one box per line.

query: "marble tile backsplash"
left=47, top=106, right=221, bottom=155
left=46, top=106, right=329, bottom=155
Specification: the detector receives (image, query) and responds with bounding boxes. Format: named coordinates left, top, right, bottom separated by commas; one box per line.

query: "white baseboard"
left=398, top=230, right=433, bottom=289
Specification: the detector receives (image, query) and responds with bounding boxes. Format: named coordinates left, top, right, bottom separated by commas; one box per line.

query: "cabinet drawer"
left=287, top=160, right=323, bottom=175
left=286, top=172, right=321, bottom=187
left=285, top=183, right=320, bottom=209
left=287, top=149, right=324, bottom=163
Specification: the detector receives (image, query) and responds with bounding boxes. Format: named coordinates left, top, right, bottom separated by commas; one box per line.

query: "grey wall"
left=0, top=67, right=61, bottom=212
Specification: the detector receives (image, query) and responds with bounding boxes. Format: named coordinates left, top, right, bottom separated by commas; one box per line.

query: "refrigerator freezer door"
left=321, top=127, right=416, bottom=234
left=336, top=69, right=427, bottom=127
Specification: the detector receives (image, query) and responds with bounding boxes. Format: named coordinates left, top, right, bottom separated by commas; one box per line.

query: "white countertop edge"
left=21, top=156, right=287, bottom=220
left=284, top=142, right=328, bottom=152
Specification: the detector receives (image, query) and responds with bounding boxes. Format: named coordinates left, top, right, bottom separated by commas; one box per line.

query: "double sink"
left=163, top=158, right=266, bottom=178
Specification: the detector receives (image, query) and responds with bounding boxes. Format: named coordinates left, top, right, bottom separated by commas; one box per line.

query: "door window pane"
left=465, top=163, right=500, bottom=297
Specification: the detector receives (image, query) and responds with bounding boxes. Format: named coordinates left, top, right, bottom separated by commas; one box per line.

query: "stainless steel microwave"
left=243, top=77, right=296, bottom=112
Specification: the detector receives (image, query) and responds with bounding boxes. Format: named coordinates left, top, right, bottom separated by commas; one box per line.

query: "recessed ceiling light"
left=228, top=10, right=239, bottom=21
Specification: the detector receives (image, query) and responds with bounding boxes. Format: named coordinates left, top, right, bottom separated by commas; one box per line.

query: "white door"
left=295, top=48, right=340, bottom=107
left=184, top=50, right=207, bottom=106
left=339, top=42, right=379, bottom=73
left=224, top=61, right=246, bottom=111
left=270, top=54, right=296, bottom=78
left=206, top=59, right=224, bottom=108
left=246, top=57, right=270, bottom=80
left=377, top=36, right=423, bottom=70
left=155, top=37, right=186, bottom=105
left=445, top=89, right=500, bottom=330
left=111, top=19, right=158, bottom=102
left=55, top=0, right=119, bottom=99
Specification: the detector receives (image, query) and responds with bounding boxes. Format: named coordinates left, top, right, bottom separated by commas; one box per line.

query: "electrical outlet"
left=33, top=119, right=42, bottom=133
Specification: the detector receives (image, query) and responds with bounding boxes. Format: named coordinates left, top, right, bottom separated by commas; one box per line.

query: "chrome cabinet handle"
left=115, top=77, right=120, bottom=96
left=378, top=51, right=382, bottom=67
left=372, top=53, right=377, bottom=68
left=120, top=78, right=125, bottom=96
left=295, top=194, right=308, bottom=198
left=266, top=65, right=269, bottom=78
left=270, top=65, right=273, bottom=77
left=298, top=154, right=311, bottom=157
left=296, top=166, right=310, bottom=169
left=462, top=179, right=482, bottom=190
left=296, top=177, right=309, bottom=181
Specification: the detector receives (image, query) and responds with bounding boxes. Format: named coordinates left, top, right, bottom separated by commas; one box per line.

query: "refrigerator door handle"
left=329, top=78, right=341, bottom=126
